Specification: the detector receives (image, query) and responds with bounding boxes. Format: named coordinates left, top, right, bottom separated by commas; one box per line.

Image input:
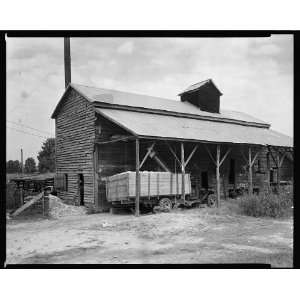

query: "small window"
left=54, top=173, right=67, bottom=191
left=64, top=174, right=68, bottom=191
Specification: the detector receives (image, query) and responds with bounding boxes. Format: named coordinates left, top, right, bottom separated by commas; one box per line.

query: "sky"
left=6, top=35, right=293, bottom=162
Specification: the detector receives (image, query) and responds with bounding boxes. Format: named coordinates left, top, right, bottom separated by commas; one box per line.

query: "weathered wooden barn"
left=51, top=79, right=293, bottom=214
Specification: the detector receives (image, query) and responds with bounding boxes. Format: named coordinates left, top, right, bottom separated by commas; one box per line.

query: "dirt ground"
left=6, top=200, right=293, bottom=267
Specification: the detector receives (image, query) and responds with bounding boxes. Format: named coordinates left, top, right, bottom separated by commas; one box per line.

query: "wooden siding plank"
left=55, top=89, right=96, bottom=205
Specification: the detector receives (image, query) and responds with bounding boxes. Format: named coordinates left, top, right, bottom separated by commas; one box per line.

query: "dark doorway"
left=201, top=171, right=209, bottom=189
left=229, top=159, right=235, bottom=185
left=78, top=174, right=84, bottom=205
left=270, top=169, right=274, bottom=183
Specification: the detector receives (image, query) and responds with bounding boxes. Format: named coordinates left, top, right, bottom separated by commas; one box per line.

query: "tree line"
left=6, top=138, right=56, bottom=174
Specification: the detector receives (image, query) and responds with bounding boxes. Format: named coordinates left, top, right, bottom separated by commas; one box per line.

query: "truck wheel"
left=159, top=198, right=172, bottom=212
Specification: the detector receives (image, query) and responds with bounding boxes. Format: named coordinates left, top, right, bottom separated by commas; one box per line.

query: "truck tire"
left=159, top=198, right=172, bottom=212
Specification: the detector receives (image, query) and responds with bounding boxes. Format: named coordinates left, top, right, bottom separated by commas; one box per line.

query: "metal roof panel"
left=95, top=108, right=293, bottom=147
left=70, top=83, right=269, bottom=126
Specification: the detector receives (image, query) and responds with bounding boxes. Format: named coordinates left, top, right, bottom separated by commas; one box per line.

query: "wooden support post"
left=216, top=145, right=220, bottom=208
left=266, top=150, right=270, bottom=189
left=248, top=147, right=253, bottom=195
left=135, top=138, right=140, bottom=217
left=94, top=144, right=99, bottom=210
left=181, top=142, right=185, bottom=204
left=277, top=152, right=281, bottom=189
left=206, top=144, right=231, bottom=208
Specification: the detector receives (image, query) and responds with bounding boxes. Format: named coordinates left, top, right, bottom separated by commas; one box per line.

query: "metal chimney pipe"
left=64, top=37, right=71, bottom=88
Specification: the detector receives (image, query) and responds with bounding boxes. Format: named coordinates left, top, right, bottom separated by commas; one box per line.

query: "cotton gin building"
left=51, top=79, right=293, bottom=214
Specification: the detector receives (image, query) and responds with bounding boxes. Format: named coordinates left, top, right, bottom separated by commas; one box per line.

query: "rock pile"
left=48, top=195, right=87, bottom=218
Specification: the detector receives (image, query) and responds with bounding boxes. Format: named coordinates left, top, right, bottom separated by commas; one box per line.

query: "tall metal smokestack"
left=64, top=37, right=71, bottom=88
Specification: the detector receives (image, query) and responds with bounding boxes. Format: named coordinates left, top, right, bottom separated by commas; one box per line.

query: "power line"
left=7, top=126, right=51, bottom=139
left=7, top=120, right=54, bottom=136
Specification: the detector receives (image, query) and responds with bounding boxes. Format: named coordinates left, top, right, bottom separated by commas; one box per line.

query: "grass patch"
left=239, top=185, right=293, bottom=218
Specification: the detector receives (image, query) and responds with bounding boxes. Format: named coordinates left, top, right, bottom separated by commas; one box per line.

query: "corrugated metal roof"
left=9, top=173, right=55, bottom=182
left=70, top=83, right=268, bottom=126
left=95, top=108, right=293, bottom=147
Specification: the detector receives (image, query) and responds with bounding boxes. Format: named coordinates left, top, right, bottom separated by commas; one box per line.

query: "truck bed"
left=106, top=171, right=191, bottom=202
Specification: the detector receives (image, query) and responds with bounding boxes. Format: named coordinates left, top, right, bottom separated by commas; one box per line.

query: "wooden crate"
left=106, top=171, right=191, bottom=202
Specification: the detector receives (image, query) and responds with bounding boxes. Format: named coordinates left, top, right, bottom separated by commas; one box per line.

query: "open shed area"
left=6, top=200, right=293, bottom=266
left=50, top=81, right=293, bottom=215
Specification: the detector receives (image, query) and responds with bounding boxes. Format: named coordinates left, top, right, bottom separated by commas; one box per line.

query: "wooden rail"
left=11, top=192, right=44, bottom=217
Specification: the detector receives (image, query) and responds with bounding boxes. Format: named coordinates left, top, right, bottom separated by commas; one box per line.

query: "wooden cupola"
left=179, top=79, right=222, bottom=113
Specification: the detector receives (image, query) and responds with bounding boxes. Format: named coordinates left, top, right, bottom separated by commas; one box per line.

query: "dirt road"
left=6, top=202, right=293, bottom=266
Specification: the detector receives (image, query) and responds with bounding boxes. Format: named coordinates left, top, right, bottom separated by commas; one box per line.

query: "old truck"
left=106, top=171, right=215, bottom=211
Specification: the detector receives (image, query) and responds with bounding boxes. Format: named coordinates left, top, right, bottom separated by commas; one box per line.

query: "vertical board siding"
left=55, top=91, right=293, bottom=209
left=55, top=88, right=95, bottom=205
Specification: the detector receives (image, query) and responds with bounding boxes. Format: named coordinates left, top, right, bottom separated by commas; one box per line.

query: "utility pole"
left=20, top=148, right=24, bottom=206
left=21, top=148, right=24, bottom=176
left=64, top=37, right=71, bottom=88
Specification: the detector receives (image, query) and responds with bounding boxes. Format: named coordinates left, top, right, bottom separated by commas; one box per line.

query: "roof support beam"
left=165, top=142, right=182, bottom=167
left=241, top=145, right=262, bottom=194
left=139, top=142, right=171, bottom=172
left=151, top=153, right=171, bottom=172
left=95, top=136, right=135, bottom=144
left=250, top=150, right=260, bottom=167
left=270, top=147, right=291, bottom=190
left=205, top=144, right=231, bottom=167
left=220, top=148, right=231, bottom=167
left=279, top=151, right=288, bottom=168
left=139, top=142, right=156, bottom=169
left=286, top=151, right=293, bottom=163
left=205, top=145, right=217, bottom=166
left=184, top=145, right=199, bottom=167
left=240, top=146, right=261, bottom=167
left=268, top=146, right=279, bottom=168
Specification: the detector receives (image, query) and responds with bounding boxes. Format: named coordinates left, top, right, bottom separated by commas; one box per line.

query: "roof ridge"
left=71, top=82, right=180, bottom=103
left=51, top=82, right=269, bottom=127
